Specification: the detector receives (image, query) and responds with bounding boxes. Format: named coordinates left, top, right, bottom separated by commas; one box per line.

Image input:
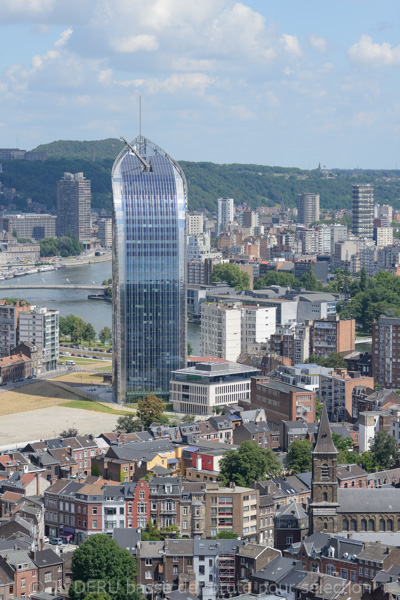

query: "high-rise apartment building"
left=372, top=316, right=400, bottom=388
left=297, top=193, right=320, bottom=226
left=186, top=213, right=204, bottom=236
left=201, top=303, right=242, bottom=361
left=217, top=198, right=234, bottom=234
left=112, top=136, right=187, bottom=402
left=57, top=172, right=91, bottom=247
left=374, top=226, right=393, bottom=247
left=0, top=300, right=30, bottom=357
left=18, top=306, right=59, bottom=371
left=311, top=316, right=355, bottom=359
left=97, top=218, right=112, bottom=248
left=352, top=184, right=374, bottom=239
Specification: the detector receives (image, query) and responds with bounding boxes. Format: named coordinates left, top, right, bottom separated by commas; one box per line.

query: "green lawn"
left=62, top=400, right=129, bottom=415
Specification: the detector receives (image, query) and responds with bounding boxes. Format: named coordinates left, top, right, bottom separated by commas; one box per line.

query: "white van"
left=66, top=360, right=76, bottom=366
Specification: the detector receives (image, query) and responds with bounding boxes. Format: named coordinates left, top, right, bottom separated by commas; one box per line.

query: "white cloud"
left=348, top=35, right=400, bottom=67
left=280, top=34, right=302, bottom=57
left=137, top=73, right=216, bottom=95
left=352, top=111, right=378, bottom=128
left=230, top=104, right=255, bottom=120
left=54, top=28, right=73, bottom=48
left=0, top=0, right=56, bottom=19
left=112, top=34, right=159, bottom=53
left=309, top=34, right=327, bottom=53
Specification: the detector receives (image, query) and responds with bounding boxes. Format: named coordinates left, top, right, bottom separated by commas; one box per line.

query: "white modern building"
left=187, top=233, right=211, bottom=261
left=374, top=226, right=393, bottom=248
left=318, top=226, right=331, bottom=255
left=18, top=306, right=59, bottom=371
left=170, top=361, right=259, bottom=415
left=201, top=303, right=242, bottom=361
left=358, top=412, right=380, bottom=453
left=217, top=198, right=234, bottom=234
left=241, top=305, right=276, bottom=354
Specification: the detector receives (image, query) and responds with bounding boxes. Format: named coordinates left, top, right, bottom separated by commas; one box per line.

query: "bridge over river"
left=0, top=284, right=107, bottom=291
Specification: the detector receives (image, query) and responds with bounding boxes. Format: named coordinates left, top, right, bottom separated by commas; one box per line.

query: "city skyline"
left=1, top=1, right=400, bottom=169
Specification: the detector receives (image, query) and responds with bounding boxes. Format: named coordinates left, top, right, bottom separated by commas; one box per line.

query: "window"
left=173, top=557, right=178, bottom=563
left=199, top=566, right=205, bottom=576
left=321, top=463, right=329, bottom=480
left=92, top=507, right=97, bottom=515
left=145, top=571, right=152, bottom=580
left=323, top=492, right=328, bottom=502
left=361, top=519, right=367, bottom=531
left=21, top=579, right=26, bottom=588
left=93, top=520, right=97, bottom=528
left=286, top=535, right=293, bottom=544
left=340, top=569, right=348, bottom=579
left=368, top=519, right=375, bottom=531
left=379, top=519, right=385, bottom=531
left=145, top=559, right=152, bottom=566
left=45, top=572, right=52, bottom=583
left=173, top=567, right=178, bottom=575
left=350, top=519, right=357, bottom=531
left=183, top=520, right=188, bottom=529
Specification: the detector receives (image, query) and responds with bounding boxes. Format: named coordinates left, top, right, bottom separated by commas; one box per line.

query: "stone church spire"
left=313, top=403, right=337, bottom=455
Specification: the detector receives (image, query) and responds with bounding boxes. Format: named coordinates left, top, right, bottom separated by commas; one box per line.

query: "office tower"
left=352, top=183, right=374, bottom=239
left=297, top=193, right=320, bottom=226
left=18, top=306, right=59, bottom=371
left=98, top=218, right=112, bottom=248
left=217, top=197, right=234, bottom=234
left=112, top=135, right=187, bottom=403
left=57, top=172, right=91, bottom=247
left=0, top=213, right=56, bottom=240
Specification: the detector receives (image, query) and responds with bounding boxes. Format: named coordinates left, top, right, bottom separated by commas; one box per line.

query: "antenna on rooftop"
left=139, top=95, right=142, bottom=138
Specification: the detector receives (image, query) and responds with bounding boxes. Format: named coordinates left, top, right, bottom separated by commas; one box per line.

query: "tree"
left=315, top=396, right=323, bottom=420
left=137, top=394, right=166, bottom=428
left=71, top=317, right=86, bottom=343
left=216, top=530, right=238, bottom=539
left=326, top=352, right=347, bottom=369
left=182, top=415, right=195, bottom=423
left=219, top=441, right=281, bottom=486
left=69, top=534, right=140, bottom=600
left=60, top=427, right=78, bottom=438
left=210, top=263, right=250, bottom=291
left=83, top=323, right=96, bottom=343
left=369, top=430, right=399, bottom=470
left=60, top=314, right=78, bottom=338
left=298, top=264, right=323, bottom=291
left=332, top=433, right=356, bottom=464
left=254, top=271, right=297, bottom=290
left=91, top=464, right=101, bottom=477
left=116, top=414, right=142, bottom=433
left=357, top=451, right=375, bottom=473
left=82, top=593, right=111, bottom=600
left=187, top=342, right=193, bottom=356
left=284, top=440, right=312, bottom=474
left=99, top=326, right=112, bottom=345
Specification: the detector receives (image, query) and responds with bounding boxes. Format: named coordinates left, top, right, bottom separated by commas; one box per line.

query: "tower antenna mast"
left=139, top=95, right=142, bottom=138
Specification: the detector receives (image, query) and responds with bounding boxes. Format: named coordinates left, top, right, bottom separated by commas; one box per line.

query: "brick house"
left=0, top=550, right=37, bottom=598
left=31, top=549, right=64, bottom=595
left=125, top=480, right=150, bottom=529
left=251, top=378, right=315, bottom=427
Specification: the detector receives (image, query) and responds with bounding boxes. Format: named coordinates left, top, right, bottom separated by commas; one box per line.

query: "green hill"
left=0, top=138, right=398, bottom=214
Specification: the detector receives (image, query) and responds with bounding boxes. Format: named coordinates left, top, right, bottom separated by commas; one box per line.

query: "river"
left=0, top=261, right=201, bottom=354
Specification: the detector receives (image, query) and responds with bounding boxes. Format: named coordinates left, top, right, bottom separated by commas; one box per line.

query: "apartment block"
left=0, top=300, right=30, bottom=357
left=18, top=306, right=59, bottom=371
left=320, top=369, right=375, bottom=421
left=57, top=172, right=91, bottom=246
left=372, top=316, right=400, bottom=388
left=97, top=218, right=112, bottom=248
left=311, top=316, right=355, bottom=359
left=241, top=305, right=276, bottom=354
left=204, top=483, right=259, bottom=541
left=251, top=378, right=315, bottom=428
left=269, top=323, right=311, bottom=364
left=201, top=303, right=242, bottom=361
left=374, top=226, right=393, bottom=247
left=217, top=198, right=234, bottom=234
left=352, top=183, right=374, bottom=239
left=297, top=193, right=320, bottom=226
left=187, top=213, right=204, bottom=235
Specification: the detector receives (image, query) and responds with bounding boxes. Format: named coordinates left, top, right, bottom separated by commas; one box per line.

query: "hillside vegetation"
left=0, top=138, right=399, bottom=214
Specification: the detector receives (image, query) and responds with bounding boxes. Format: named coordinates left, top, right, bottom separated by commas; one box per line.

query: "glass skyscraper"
left=112, top=135, right=187, bottom=403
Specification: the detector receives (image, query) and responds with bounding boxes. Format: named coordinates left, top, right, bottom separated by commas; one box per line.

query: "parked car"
left=49, top=537, right=63, bottom=546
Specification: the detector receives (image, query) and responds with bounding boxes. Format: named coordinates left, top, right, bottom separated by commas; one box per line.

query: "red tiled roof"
left=1, top=491, right=23, bottom=502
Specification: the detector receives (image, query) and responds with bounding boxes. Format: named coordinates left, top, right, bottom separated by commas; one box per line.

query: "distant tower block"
left=92, top=149, right=96, bottom=162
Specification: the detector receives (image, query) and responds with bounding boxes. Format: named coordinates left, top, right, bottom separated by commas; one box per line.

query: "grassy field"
left=62, top=400, right=128, bottom=415
left=55, top=372, right=108, bottom=385
left=0, top=381, right=82, bottom=416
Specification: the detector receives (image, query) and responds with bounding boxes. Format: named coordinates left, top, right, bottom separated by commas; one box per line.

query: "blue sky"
left=1, top=0, right=400, bottom=168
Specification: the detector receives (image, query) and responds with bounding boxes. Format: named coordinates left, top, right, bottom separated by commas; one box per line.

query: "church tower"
left=310, top=404, right=339, bottom=534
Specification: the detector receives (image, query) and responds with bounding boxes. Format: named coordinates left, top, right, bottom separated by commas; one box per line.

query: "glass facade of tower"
left=112, top=136, right=187, bottom=403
